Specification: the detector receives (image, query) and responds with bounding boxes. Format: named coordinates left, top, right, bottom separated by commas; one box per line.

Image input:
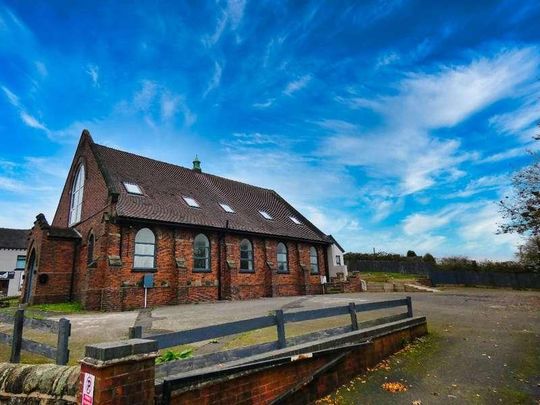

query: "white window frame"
left=123, top=182, right=143, bottom=195
left=289, top=216, right=301, bottom=224
left=219, top=203, right=235, bottom=213
left=69, top=164, right=85, bottom=226
left=259, top=210, right=273, bottom=220
left=182, top=196, right=200, bottom=208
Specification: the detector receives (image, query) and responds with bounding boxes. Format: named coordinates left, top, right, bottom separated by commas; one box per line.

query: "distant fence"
left=430, top=270, right=540, bottom=289
left=347, top=260, right=434, bottom=275
left=0, top=308, right=71, bottom=365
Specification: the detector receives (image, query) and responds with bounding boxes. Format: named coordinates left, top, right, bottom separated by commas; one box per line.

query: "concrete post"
left=79, top=339, right=158, bottom=405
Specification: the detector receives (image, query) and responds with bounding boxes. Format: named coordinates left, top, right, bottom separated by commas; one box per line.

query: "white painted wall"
left=0, top=248, right=25, bottom=297
left=327, top=244, right=348, bottom=279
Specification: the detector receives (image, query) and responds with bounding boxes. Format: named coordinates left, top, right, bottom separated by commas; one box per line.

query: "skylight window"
left=182, top=196, right=200, bottom=208
left=259, top=210, right=273, bottom=220
left=289, top=216, right=301, bottom=225
left=219, top=203, right=235, bottom=213
left=123, top=182, right=143, bottom=195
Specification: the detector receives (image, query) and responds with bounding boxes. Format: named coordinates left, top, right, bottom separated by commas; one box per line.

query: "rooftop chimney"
left=192, top=155, right=201, bottom=173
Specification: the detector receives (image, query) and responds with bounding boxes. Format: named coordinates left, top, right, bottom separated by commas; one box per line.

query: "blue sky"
left=1, top=1, right=539, bottom=260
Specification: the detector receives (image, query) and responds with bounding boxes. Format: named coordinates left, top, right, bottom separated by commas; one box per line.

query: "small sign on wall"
left=320, top=276, right=327, bottom=284
left=82, top=372, right=95, bottom=405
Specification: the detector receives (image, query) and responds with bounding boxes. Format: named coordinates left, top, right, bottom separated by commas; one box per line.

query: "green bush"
left=436, top=256, right=527, bottom=273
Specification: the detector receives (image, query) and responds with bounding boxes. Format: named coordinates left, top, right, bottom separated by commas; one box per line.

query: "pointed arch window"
left=87, top=233, right=95, bottom=265
left=277, top=242, right=288, bottom=273
left=134, top=228, right=156, bottom=269
left=310, top=246, right=319, bottom=274
left=193, top=233, right=210, bottom=272
left=69, top=164, right=85, bottom=226
left=240, top=239, right=254, bottom=272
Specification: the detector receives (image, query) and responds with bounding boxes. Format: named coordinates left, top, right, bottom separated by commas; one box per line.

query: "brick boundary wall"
left=164, top=322, right=427, bottom=404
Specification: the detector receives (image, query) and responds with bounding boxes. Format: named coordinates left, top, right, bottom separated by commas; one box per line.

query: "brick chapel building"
left=22, top=130, right=340, bottom=311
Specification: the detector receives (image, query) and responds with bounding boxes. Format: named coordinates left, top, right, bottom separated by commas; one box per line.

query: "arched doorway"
left=23, top=249, right=36, bottom=303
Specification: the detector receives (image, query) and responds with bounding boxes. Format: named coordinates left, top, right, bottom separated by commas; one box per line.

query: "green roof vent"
left=192, top=155, right=201, bottom=173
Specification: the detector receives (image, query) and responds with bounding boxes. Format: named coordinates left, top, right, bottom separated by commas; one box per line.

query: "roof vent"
left=193, top=155, right=201, bottom=173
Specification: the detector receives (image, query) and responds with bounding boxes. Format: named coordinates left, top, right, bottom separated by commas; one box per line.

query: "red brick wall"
left=52, top=131, right=110, bottom=230
left=79, top=221, right=327, bottom=311
left=168, top=323, right=428, bottom=404
left=22, top=221, right=78, bottom=305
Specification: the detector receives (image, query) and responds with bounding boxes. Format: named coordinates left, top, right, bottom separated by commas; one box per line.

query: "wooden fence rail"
left=144, top=297, right=413, bottom=351
left=0, top=308, right=71, bottom=365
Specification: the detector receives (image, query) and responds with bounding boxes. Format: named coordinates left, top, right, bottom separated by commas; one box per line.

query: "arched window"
left=87, top=233, right=95, bottom=265
left=309, top=246, right=318, bottom=274
left=240, top=239, right=254, bottom=272
left=69, top=164, right=85, bottom=225
left=193, top=233, right=210, bottom=272
left=277, top=242, right=288, bottom=273
left=134, top=228, right=156, bottom=269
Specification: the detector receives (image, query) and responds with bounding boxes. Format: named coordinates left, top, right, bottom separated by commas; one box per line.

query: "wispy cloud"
left=321, top=47, right=539, bottom=195
left=86, top=64, right=99, bottom=86
left=283, top=74, right=312, bottom=96
left=2, top=85, right=49, bottom=133
left=204, top=0, right=247, bottom=46
left=203, top=61, right=223, bottom=97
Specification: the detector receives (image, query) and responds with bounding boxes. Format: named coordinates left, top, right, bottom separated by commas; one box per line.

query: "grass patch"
left=224, top=315, right=352, bottom=350
left=28, top=301, right=84, bottom=314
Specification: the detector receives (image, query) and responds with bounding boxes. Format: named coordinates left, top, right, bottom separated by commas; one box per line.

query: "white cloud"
left=86, top=64, right=99, bottom=86
left=446, top=175, right=508, bottom=198
left=203, top=62, right=222, bottom=97
left=382, top=48, right=539, bottom=129
left=20, top=111, right=48, bottom=131
left=402, top=207, right=460, bottom=236
left=283, top=74, right=312, bottom=96
left=1, top=85, right=20, bottom=107
left=35, top=61, right=47, bottom=77
left=489, top=99, right=540, bottom=142
left=160, top=93, right=180, bottom=121
left=375, top=51, right=400, bottom=68
left=478, top=147, right=528, bottom=163
left=253, top=98, right=275, bottom=108
left=204, top=0, right=247, bottom=46
left=321, top=47, right=539, bottom=195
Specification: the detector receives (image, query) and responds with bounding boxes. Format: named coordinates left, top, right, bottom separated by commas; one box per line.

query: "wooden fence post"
left=406, top=296, right=413, bottom=318
left=129, top=326, right=143, bottom=339
left=275, top=310, right=286, bottom=349
left=10, top=309, right=24, bottom=363
left=56, top=318, right=71, bottom=365
left=348, top=303, right=358, bottom=331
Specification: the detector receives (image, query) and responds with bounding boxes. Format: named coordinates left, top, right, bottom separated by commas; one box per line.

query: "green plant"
left=155, top=349, right=192, bottom=364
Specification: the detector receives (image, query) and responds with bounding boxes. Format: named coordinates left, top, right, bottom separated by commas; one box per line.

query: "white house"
left=327, top=235, right=348, bottom=279
left=0, top=228, right=28, bottom=297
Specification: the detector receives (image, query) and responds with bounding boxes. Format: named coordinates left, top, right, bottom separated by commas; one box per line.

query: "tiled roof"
left=0, top=228, right=29, bottom=250
left=91, top=143, right=329, bottom=243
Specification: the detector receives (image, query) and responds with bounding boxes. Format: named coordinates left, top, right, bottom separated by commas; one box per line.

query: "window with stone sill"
left=134, top=228, right=156, bottom=270
left=277, top=242, right=288, bottom=273
left=193, top=233, right=211, bottom=272
left=240, top=239, right=254, bottom=272
left=310, top=246, right=319, bottom=274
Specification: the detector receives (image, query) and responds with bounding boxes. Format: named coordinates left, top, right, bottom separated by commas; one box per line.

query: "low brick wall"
left=163, top=318, right=427, bottom=404
left=0, top=363, right=79, bottom=404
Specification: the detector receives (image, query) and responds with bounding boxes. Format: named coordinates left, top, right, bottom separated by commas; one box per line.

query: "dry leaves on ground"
left=382, top=382, right=408, bottom=393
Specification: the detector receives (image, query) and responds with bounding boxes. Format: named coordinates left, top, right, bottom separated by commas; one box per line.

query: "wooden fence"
left=0, top=309, right=71, bottom=365
left=130, top=297, right=413, bottom=351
